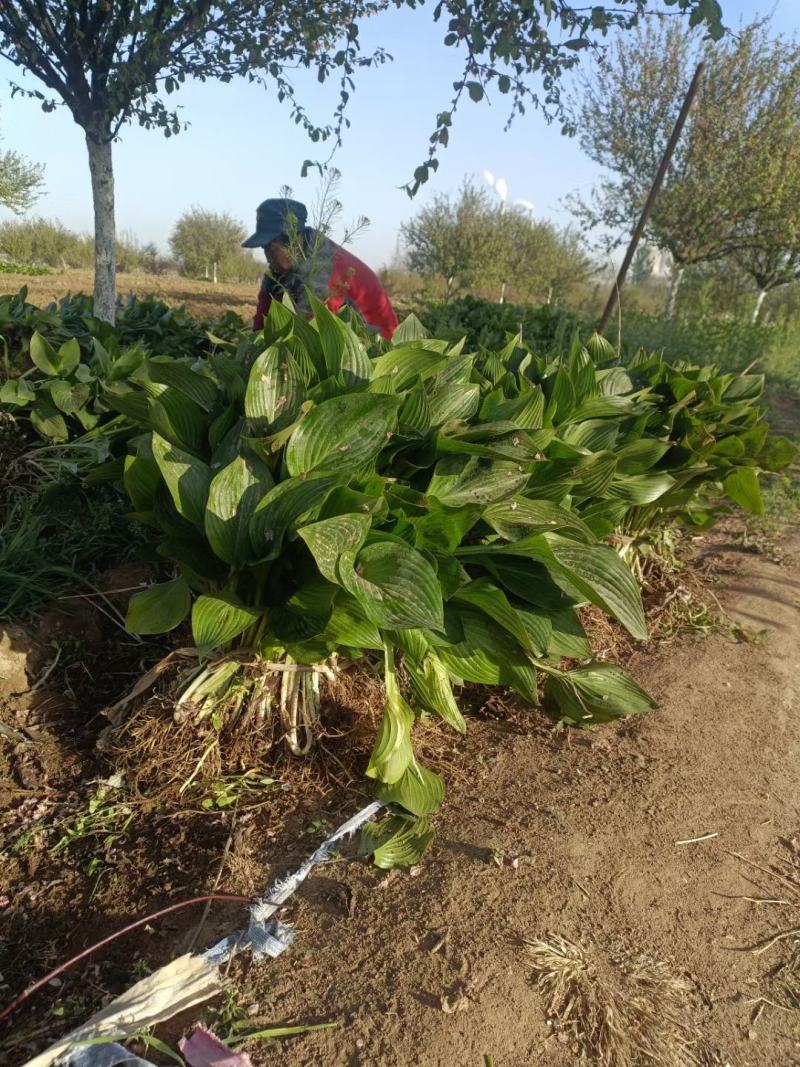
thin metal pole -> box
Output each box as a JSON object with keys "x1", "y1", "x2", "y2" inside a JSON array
[{"x1": 597, "y1": 61, "x2": 706, "y2": 336}]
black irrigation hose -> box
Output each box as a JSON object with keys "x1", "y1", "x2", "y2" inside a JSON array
[{"x1": 0, "y1": 893, "x2": 255, "y2": 1027}]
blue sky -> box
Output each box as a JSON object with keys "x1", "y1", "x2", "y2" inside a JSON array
[{"x1": 0, "y1": 0, "x2": 796, "y2": 269}]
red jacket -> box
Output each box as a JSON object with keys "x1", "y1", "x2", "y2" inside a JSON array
[{"x1": 254, "y1": 235, "x2": 398, "y2": 340}]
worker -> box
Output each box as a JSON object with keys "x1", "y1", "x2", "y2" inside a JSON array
[{"x1": 242, "y1": 197, "x2": 398, "y2": 340}]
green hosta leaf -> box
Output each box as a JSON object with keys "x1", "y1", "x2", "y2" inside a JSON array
[
  {"x1": 514, "y1": 604, "x2": 553, "y2": 657},
  {"x1": 299, "y1": 513, "x2": 371, "y2": 584},
  {"x1": 490, "y1": 388, "x2": 545, "y2": 430},
  {"x1": 542, "y1": 536, "x2": 647, "y2": 640},
  {"x1": 392, "y1": 313, "x2": 430, "y2": 343},
  {"x1": 723, "y1": 467, "x2": 764, "y2": 515},
  {"x1": 427, "y1": 382, "x2": 480, "y2": 426},
  {"x1": 399, "y1": 380, "x2": 432, "y2": 436},
  {"x1": 723, "y1": 374, "x2": 763, "y2": 401},
  {"x1": 360, "y1": 814, "x2": 434, "y2": 870},
  {"x1": 561, "y1": 418, "x2": 620, "y2": 453},
  {"x1": 436, "y1": 607, "x2": 539, "y2": 703},
  {"x1": 759, "y1": 436, "x2": 797, "y2": 472},
  {"x1": 0, "y1": 378, "x2": 36, "y2": 406},
  {"x1": 57, "y1": 337, "x2": 81, "y2": 376},
  {"x1": 366, "y1": 658, "x2": 414, "y2": 784},
  {"x1": 320, "y1": 593, "x2": 383, "y2": 649},
  {"x1": 29, "y1": 331, "x2": 60, "y2": 375},
  {"x1": 146, "y1": 359, "x2": 219, "y2": 411},
  {"x1": 192, "y1": 594, "x2": 261, "y2": 654},
  {"x1": 104, "y1": 384, "x2": 152, "y2": 425},
  {"x1": 285, "y1": 393, "x2": 399, "y2": 477},
  {"x1": 269, "y1": 579, "x2": 336, "y2": 642},
  {"x1": 244, "y1": 345, "x2": 304, "y2": 434},
  {"x1": 124, "y1": 438, "x2": 161, "y2": 511},
  {"x1": 616, "y1": 439, "x2": 671, "y2": 473},
  {"x1": 205, "y1": 454, "x2": 275, "y2": 564},
  {"x1": 152, "y1": 432, "x2": 212, "y2": 528},
  {"x1": 544, "y1": 664, "x2": 657, "y2": 725},
  {"x1": 376, "y1": 761, "x2": 445, "y2": 815},
  {"x1": 428, "y1": 456, "x2": 528, "y2": 507},
  {"x1": 548, "y1": 607, "x2": 591, "y2": 659},
  {"x1": 48, "y1": 380, "x2": 92, "y2": 414},
  {"x1": 409, "y1": 499, "x2": 481, "y2": 554},
  {"x1": 484, "y1": 498, "x2": 594, "y2": 543},
  {"x1": 405, "y1": 652, "x2": 466, "y2": 733},
  {"x1": 573, "y1": 452, "x2": 617, "y2": 497},
  {"x1": 250, "y1": 474, "x2": 340, "y2": 561},
  {"x1": 30, "y1": 398, "x2": 68, "y2": 442},
  {"x1": 371, "y1": 345, "x2": 447, "y2": 390},
  {"x1": 343, "y1": 540, "x2": 444, "y2": 632},
  {"x1": 126, "y1": 577, "x2": 192, "y2": 635},
  {"x1": 149, "y1": 388, "x2": 208, "y2": 456},
  {"x1": 578, "y1": 500, "x2": 629, "y2": 539},
  {"x1": 462, "y1": 535, "x2": 647, "y2": 640},
  {"x1": 453, "y1": 578, "x2": 537, "y2": 655},
  {"x1": 608, "y1": 473, "x2": 676, "y2": 505}
]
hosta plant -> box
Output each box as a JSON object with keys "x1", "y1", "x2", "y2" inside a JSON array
[
  {"x1": 0, "y1": 328, "x2": 146, "y2": 441},
  {"x1": 468, "y1": 328, "x2": 796, "y2": 577},
  {"x1": 111, "y1": 299, "x2": 663, "y2": 858}
]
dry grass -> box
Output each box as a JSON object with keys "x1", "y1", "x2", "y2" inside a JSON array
[
  {"x1": 0, "y1": 268, "x2": 257, "y2": 320},
  {"x1": 729, "y1": 837, "x2": 800, "y2": 1025},
  {"x1": 523, "y1": 933, "x2": 722, "y2": 1067},
  {"x1": 105, "y1": 657, "x2": 466, "y2": 810}
]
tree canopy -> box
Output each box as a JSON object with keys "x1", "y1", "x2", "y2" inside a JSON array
[
  {"x1": 568, "y1": 17, "x2": 800, "y2": 314},
  {"x1": 0, "y1": 107, "x2": 43, "y2": 214},
  {"x1": 401, "y1": 177, "x2": 590, "y2": 302},
  {"x1": 0, "y1": 0, "x2": 726, "y2": 319}
]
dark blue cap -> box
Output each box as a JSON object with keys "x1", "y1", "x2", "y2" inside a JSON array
[{"x1": 242, "y1": 198, "x2": 308, "y2": 248}]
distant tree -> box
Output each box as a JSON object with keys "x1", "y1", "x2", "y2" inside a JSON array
[
  {"x1": 169, "y1": 208, "x2": 247, "y2": 280},
  {"x1": 0, "y1": 1, "x2": 724, "y2": 322},
  {"x1": 401, "y1": 180, "x2": 504, "y2": 300},
  {"x1": 568, "y1": 19, "x2": 800, "y2": 316},
  {"x1": 498, "y1": 211, "x2": 591, "y2": 303},
  {"x1": 0, "y1": 107, "x2": 43, "y2": 213}
]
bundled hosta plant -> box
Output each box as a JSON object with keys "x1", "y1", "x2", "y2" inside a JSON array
[{"x1": 109, "y1": 298, "x2": 791, "y2": 865}]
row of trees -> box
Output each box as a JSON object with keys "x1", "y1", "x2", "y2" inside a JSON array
[
  {"x1": 400, "y1": 180, "x2": 590, "y2": 305},
  {"x1": 0, "y1": 211, "x2": 264, "y2": 283},
  {"x1": 0, "y1": 1, "x2": 725, "y2": 322},
  {"x1": 570, "y1": 19, "x2": 800, "y2": 321}
]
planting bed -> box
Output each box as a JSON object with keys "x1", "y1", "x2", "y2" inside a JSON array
[{"x1": 1, "y1": 286, "x2": 798, "y2": 1065}]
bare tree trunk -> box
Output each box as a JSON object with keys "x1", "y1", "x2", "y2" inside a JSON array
[
  {"x1": 86, "y1": 134, "x2": 116, "y2": 324},
  {"x1": 752, "y1": 288, "x2": 767, "y2": 324},
  {"x1": 665, "y1": 266, "x2": 684, "y2": 319}
]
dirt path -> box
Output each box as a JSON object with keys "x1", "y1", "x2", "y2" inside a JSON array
[{"x1": 231, "y1": 532, "x2": 800, "y2": 1067}]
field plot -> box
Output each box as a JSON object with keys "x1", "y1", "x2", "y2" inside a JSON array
[{"x1": 0, "y1": 268, "x2": 256, "y2": 320}]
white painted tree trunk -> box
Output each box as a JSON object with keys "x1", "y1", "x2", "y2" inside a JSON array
[
  {"x1": 86, "y1": 134, "x2": 116, "y2": 324},
  {"x1": 665, "y1": 265, "x2": 684, "y2": 318},
  {"x1": 752, "y1": 288, "x2": 767, "y2": 324}
]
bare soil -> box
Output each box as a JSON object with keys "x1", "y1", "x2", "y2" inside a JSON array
[{"x1": 1, "y1": 526, "x2": 799, "y2": 1067}]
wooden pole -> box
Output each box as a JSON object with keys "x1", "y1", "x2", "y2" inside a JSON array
[{"x1": 597, "y1": 61, "x2": 705, "y2": 336}]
